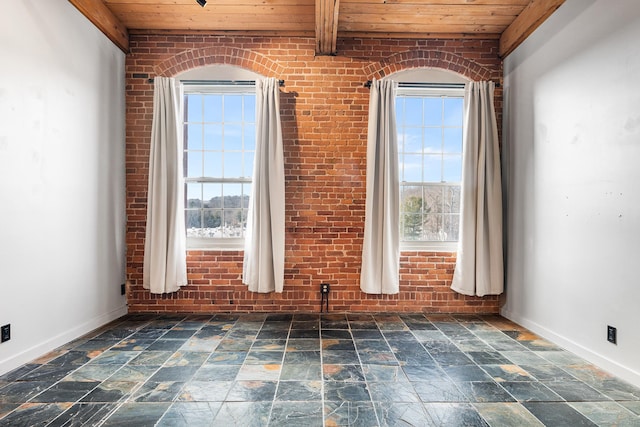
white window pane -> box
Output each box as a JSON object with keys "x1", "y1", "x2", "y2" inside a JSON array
[
  {"x1": 443, "y1": 128, "x2": 462, "y2": 153},
  {"x1": 203, "y1": 152, "x2": 223, "y2": 177},
  {"x1": 444, "y1": 98, "x2": 463, "y2": 126},
  {"x1": 203, "y1": 183, "x2": 221, "y2": 207},
  {"x1": 442, "y1": 186, "x2": 461, "y2": 214},
  {"x1": 186, "y1": 125, "x2": 202, "y2": 150},
  {"x1": 224, "y1": 125, "x2": 243, "y2": 150},
  {"x1": 223, "y1": 183, "x2": 242, "y2": 204},
  {"x1": 423, "y1": 185, "x2": 443, "y2": 213},
  {"x1": 423, "y1": 128, "x2": 441, "y2": 153},
  {"x1": 402, "y1": 154, "x2": 422, "y2": 182},
  {"x1": 203, "y1": 209, "x2": 222, "y2": 230},
  {"x1": 401, "y1": 127, "x2": 423, "y2": 153},
  {"x1": 186, "y1": 210, "x2": 202, "y2": 233},
  {"x1": 443, "y1": 214, "x2": 460, "y2": 241},
  {"x1": 244, "y1": 152, "x2": 254, "y2": 177},
  {"x1": 243, "y1": 184, "x2": 252, "y2": 208},
  {"x1": 423, "y1": 214, "x2": 444, "y2": 240},
  {"x1": 186, "y1": 95, "x2": 202, "y2": 122},
  {"x1": 402, "y1": 214, "x2": 423, "y2": 240},
  {"x1": 244, "y1": 96, "x2": 256, "y2": 122},
  {"x1": 244, "y1": 126, "x2": 256, "y2": 150},
  {"x1": 424, "y1": 154, "x2": 442, "y2": 182},
  {"x1": 224, "y1": 152, "x2": 243, "y2": 177},
  {"x1": 423, "y1": 98, "x2": 442, "y2": 126},
  {"x1": 204, "y1": 124, "x2": 222, "y2": 151},
  {"x1": 204, "y1": 94, "x2": 223, "y2": 122},
  {"x1": 186, "y1": 151, "x2": 203, "y2": 177},
  {"x1": 449, "y1": 186, "x2": 461, "y2": 212},
  {"x1": 186, "y1": 183, "x2": 202, "y2": 207},
  {"x1": 403, "y1": 98, "x2": 423, "y2": 126},
  {"x1": 442, "y1": 155, "x2": 462, "y2": 182},
  {"x1": 224, "y1": 95, "x2": 243, "y2": 122}
]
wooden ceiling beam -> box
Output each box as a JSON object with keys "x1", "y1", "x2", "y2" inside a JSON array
[
  {"x1": 316, "y1": 0, "x2": 340, "y2": 55},
  {"x1": 69, "y1": 0, "x2": 129, "y2": 53},
  {"x1": 499, "y1": 0, "x2": 565, "y2": 57}
]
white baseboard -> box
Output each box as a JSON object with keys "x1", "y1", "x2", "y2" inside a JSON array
[
  {"x1": 501, "y1": 308, "x2": 640, "y2": 389},
  {"x1": 0, "y1": 305, "x2": 128, "y2": 377}
]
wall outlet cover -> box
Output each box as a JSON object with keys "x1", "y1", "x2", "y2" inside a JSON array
[
  {"x1": 1, "y1": 324, "x2": 10, "y2": 343},
  {"x1": 607, "y1": 325, "x2": 617, "y2": 344}
]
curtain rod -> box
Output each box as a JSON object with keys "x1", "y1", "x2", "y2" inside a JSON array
[
  {"x1": 363, "y1": 80, "x2": 500, "y2": 89},
  {"x1": 142, "y1": 76, "x2": 284, "y2": 87}
]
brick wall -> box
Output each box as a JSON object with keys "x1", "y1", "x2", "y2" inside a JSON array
[{"x1": 125, "y1": 35, "x2": 503, "y2": 314}]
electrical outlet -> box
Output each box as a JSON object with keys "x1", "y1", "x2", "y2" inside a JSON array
[
  {"x1": 607, "y1": 325, "x2": 617, "y2": 344},
  {"x1": 1, "y1": 324, "x2": 10, "y2": 343},
  {"x1": 121, "y1": 283, "x2": 126, "y2": 295},
  {"x1": 320, "y1": 283, "x2": 330, "y2": 294}
]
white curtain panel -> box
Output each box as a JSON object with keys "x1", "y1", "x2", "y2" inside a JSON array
[
  {"x1": 451, "y1": 81, "x2": 504, "y2": 297},
  {"x1": 360, "y1": 79, "x2": 400, "y2": 295},
  {"x1": 243, "y1": 78, "x2": 285, "y2": 293},
  {"x1": 143, "y1": 77, "x2": 188, "y2": 294}
]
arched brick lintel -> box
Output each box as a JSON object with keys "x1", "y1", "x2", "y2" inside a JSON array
[
  {"x1": 365, "y1": 50, "x2": 494, "y2": 82},
  {"x1": 154, "y1": 47, "x2": 285, "y2": 78}
]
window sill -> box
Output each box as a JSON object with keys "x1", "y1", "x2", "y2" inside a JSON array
[
  {"x1": 186, "y1": 237, "x2": 245, "y2": 251},
  {"x1": 400, "y1": 241, "x2": 458, "y2": 252}
]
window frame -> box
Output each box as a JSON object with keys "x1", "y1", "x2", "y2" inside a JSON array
[
  {"x1": 396, "y1": 84, "x2": 465, "y2": 252},
  {"x1": 183, "y1": 83, "x2": 256, "y2": 251}
]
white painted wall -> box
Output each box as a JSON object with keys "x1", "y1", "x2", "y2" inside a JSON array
[
  {"x1": 503, "y1": 0, "x2": 640, "y2": 386},
  {"x1": 0, "y1": 0, "x2": 127, "y2": 375}
]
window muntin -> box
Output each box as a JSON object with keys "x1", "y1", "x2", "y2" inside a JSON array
[
  {"x1": 396, "y1": 87, "x2": 464, "y2": 248},
  {"x1": 183, "y1": 85, "x2": 255, "y2": 249}
]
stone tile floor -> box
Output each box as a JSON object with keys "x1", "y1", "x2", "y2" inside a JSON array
[{"x1": 1, "y1": 313, "x2": 639, "y2": 426}]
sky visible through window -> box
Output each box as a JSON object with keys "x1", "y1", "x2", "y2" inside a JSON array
[{"x1": 397, "y1": 92, "x2": 463, "y2": 242}]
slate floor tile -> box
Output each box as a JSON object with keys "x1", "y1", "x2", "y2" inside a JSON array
[
  {"x1": 0, "y1": 403, "x2": 71, "y2": 427},
  {"x1": 323, "y1": 364, "x2": 365, "y2": 382},
  {"x1": 269, "y1": 401, "x2": 323, "y2": 426},
  {"x1": 412, "y1": 380, "x2": 468, "y2": 403},
  {"x1": 1, "y1": 313, "x2": 639, "y2": 427},
  {"x1": 226, "y1": 380, "x2": 278, "y2": 402},
  {"x1": 47, "y1": 402, "x2": 116, "y2": 427},
  {"x1": 368, "y1": 381, "x2": 420, "y2": 403},
  {"x1": 542, "y1": 380, "x2": 607, "y2": 402},
  {"x1": 324, "y1": 401, "x2": 378, "y2": 427},
  {"x1": 30, "y1": 381, "x2": 99, "y2": 403},
  {"x1": 569, "y1": 401, "x2": 640, "y2": 426},
  {"x1": 455, "y1": 381, "x2": 516, "y2": 403},
  {"x1": 423, "y1": 402, "x2": 490, "y2": 426},
  {"x1": 80, "y1": 380, "x2": 139, "y2": 403},
  {"x1": 500, "y1": 381, "x2": 563, "y2": 402},
  {"x1": 213, "y1": 401, "x2": 271, "y2": 427},
  {"x1": 178, "y1": 380, "x2": 233, "y2": 402},
  {"x1": 156, "y1": 401, "x2": 222, "y2": 427},
  {"x1": 324, "y1": 381, "x2": 371, "y2": 402},
  {"x1": 279, "y1": 364, "x2": 322, "y2": 381},
  {"x1": 375, "y1": 401, "x2": 430, "y2": 426},
  {"x1": 275, "y1": 380, "x2": 322, "y2": 401},
  {"x1": 523, "y1": 402, "x2": 597, "y2": 426},
  {"x1": 100, "y1": 402, "x2": 171, "y2": 427},
  {"x1": 475, "y1": 402, "x2": 544, "y2": 426}
]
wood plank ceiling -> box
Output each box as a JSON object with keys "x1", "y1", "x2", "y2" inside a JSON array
[{"x1": 69, "y1": 0, "x2": 565, "y2": 57}]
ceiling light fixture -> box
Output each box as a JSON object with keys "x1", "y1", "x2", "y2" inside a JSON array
[{"x1": 196, "y1": 0, "x2": 206, "y2": 7}]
